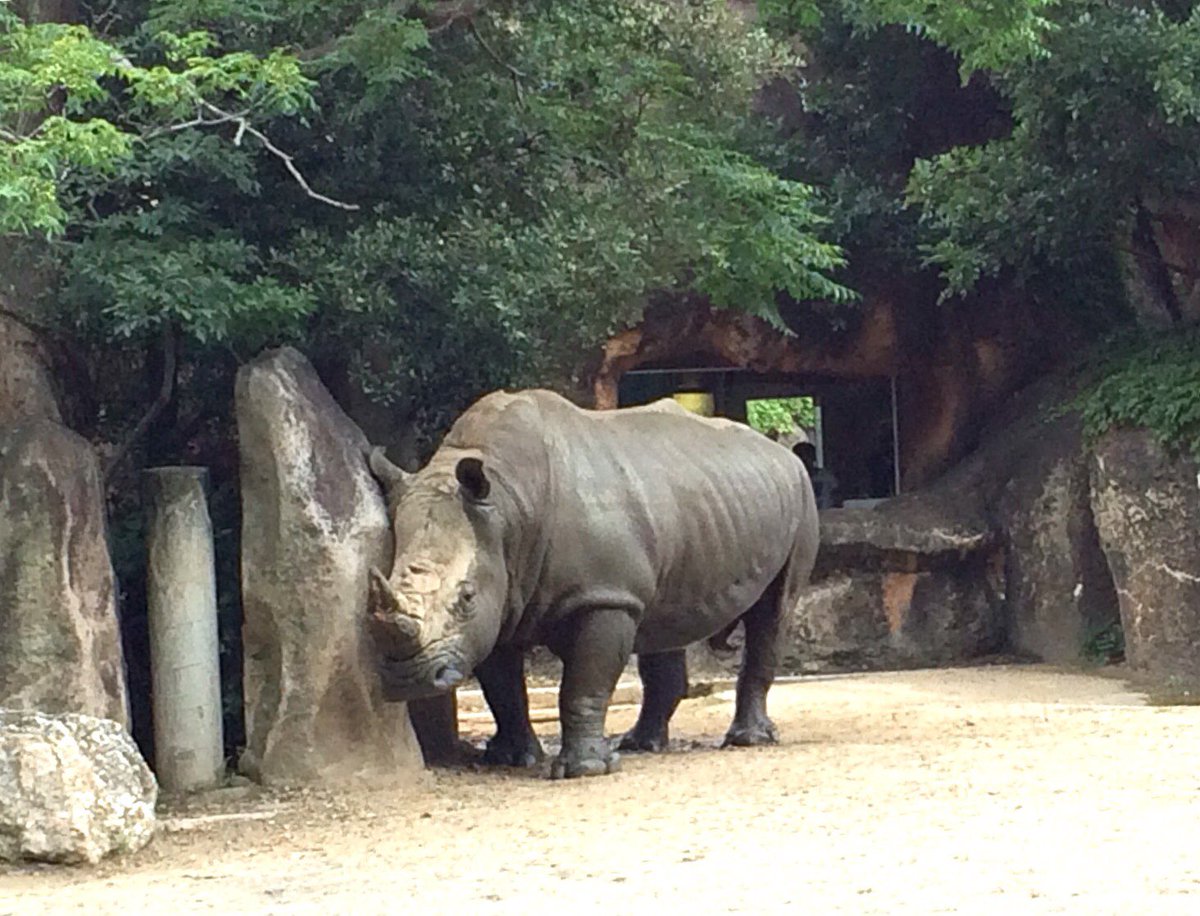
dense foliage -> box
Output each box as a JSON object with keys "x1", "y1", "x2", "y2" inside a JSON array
[
  {"x1": 6, "y1": 0, "x2": 1200, "y2": 441},
  {"x1": 763, "y1": 0, "x2": 1200, "y2": 447},
  {"x1": 746, "y1": 396, "x2": 816, "y2": 436},
  {"x1": 4, "y1": 0, "x2": 857, "y2": 432},
  {"x1": 1076, "y1": 330, "x2": 1200, "y2": 460},
  {"x1": 905, "y1": 2, "x2": 1200, "y2": 299},
  {"x1": 766, "y1": 0, "x2": 1200, "y2": 314}
]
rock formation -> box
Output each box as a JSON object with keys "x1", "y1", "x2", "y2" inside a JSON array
[
  {"x1": 996, "y1": 416, "x2": 1120, "y2": 663},
  {"x1": 236, "y1": 347, "x2": 423, "y2": 783},
  {"x1": 0, "y1": 313, "x2": 61, "y2": 426},
  {"x1": 0, "y1": 710, "x2": 156, "y2": 864},
  {"x1": 1091, "y1": 430, "x2": 1200, "y2": 685},
  {"x1": 792, "y1": 503, "x2": 1004, "y2": 670},
  {"x1": 0, "y1": 421, "x2": 129, "y2": 726},
  {"x1": 780, "y1": 377, "x2": 1122, "y2": 673}
]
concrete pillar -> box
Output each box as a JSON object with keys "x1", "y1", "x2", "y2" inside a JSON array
[{"x1": 144, "y1": 467, "x2": 224, "y2": 792}]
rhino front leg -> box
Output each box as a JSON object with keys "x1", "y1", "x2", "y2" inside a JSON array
[
  {"x1": 620, "y1": 650, "x2": 688, "y2": 753},
  {"x1": 476, "y1": 645, "x2": 545, "y2": 768},
  {"x1": 551, "y1": 608, "x2": 636, "y2": 779},
  {"x1": 725, "y1": 582, "x2": 783, "y2": 747}
]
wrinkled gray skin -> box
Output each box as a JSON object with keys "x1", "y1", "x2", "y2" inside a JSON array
[{"x1": 366, "y1": 390, "x2": 818, "y2": 779}]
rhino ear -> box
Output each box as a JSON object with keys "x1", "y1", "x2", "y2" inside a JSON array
[
  {"x1": 455, "y1": 457, "x2": 491, "y2": 502},
  {"x1": 368, "y1": 446, "x2": 411, "y2": 496}
]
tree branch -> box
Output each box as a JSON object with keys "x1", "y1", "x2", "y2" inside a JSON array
[
  {"x1": 137, "y1": 102, "x2": 360, "y2": 211},
  {"x1": 198, "y1": 102, "x2": 360, "y2": 211},
  {"x1": 468, "y1": 19, "x2": 525, "y2": 107},
  {"x1": 104, "y1": 322, "x2": 177, "y2": 483},
  {"x1": 424, "y1": 0, "x2": 486, "y2": 33},
  {"x1": 140, "y1": 107, "x2": 248, "y2": 140}
]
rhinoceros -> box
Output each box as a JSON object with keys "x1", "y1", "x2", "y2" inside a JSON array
[{"x1": 365, "y1": 389, "x2": 818, "y2": 778}]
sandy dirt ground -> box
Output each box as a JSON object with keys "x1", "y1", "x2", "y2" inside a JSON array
[{"x1": 3, "y1": 664, "x2": 1199, "y2": 915}]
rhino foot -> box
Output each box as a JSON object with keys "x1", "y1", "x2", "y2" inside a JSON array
[
  {"x1": 618, "y1": 729, "x2": 668, "y2": 753},
  {"x1": 550, "y1": 750, "x2": 622, "y2": 779},
  {"x1": 723, "y1": 719, "x2": 778, "y2": 748},
  {"x1": 483, "y1": 734, "x2": 546, "y2": 768}
]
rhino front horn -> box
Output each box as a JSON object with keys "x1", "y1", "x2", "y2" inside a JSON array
[{"x1": 367, "y1": 567, "x2": 423, "y2": 656}]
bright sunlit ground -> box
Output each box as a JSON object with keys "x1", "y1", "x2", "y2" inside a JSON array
[{"x1": 3, "y1": 664, "x2": 1198, "y2": 915}]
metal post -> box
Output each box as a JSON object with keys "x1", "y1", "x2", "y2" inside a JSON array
[
  {"x1": 890, "y1": 374, "x2": 902, "y2": 496},
  {"x1": 144, "y1": 466, "x2": 225, "y2": 793}
]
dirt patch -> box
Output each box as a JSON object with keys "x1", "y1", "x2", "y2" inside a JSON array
[{"x1": 3, "y1": 665, "x2": 1200, "y2": 914}]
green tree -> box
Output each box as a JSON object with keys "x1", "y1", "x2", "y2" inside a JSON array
[
  {"x1": 761, "y1": 0, "x2": 1200, "y2": 449},
  {"x1": 1, "y1": 3, "x2": 315, "y2": 235},
  {"x1": 746, "y1": 396, "x2": 817, "y2": 436},
  {"x1": 4, "y1": 0, "x2": 855, "y2": 442}
]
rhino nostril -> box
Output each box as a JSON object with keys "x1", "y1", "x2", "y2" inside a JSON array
[{"x1": 433, "y1": 666, "x2": 464, "y2": 689}]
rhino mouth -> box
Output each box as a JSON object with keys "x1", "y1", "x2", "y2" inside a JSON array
[{"x1": 375, "y1": 639, "x2": 468, "y2": 702}]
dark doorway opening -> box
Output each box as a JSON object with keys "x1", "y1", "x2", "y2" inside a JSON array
[{"x1": 618, "y1": 367, "x2": 900, "y2": 507}]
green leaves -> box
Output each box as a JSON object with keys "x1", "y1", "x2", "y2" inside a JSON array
[
  {"x1": 675, "y1": 142, "x2": 854, "y2": 325},
  {"x1": 318, "y1": 8, "x2": 429, "y2": 111},
  {"x1": 6, "y1": 0, "x2": 858, "y2": 435},
  {"x1": 1, "y1": 7, "x2": 317, "y2": 235},
  {"x1": 835, "y1": 0, "x2": 1060, "y2": 76},
  {"x1": 0, "y1": 117, "x2": 132, "y2": 233},
  {"x1": 799, "y1": 1, "x2": 1200, "y2": 306},
  {"x1": 279, "y1": 0, "x2": 851, "y2": 414},
  {"x1": 1076, "y1": 330, "x2": 1200, "y2": 461},
  {"x1": 69, "y1": 221, "x2": 315, "y2": 344},
  {"x1": 747, "y1": 397, "x2": 817, "y2": 435}
]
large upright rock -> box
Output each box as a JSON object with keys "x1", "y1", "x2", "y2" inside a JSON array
[
  {"x1": 1091, "y1": 429, "x2": 1200, "y2": 685},
  {"x1": 0, "y1": 313, "x2": 61, "y2": 425},
  {"x1": 236, "y1": 347, "x2": 423, "y2": 783},
  {"x1": 0, "y1": 421, "x2": 129, "y2": 726},
  {"x1": 0, "y1": 709, "x2": 156, "y2": 865},
  {"x1": 996, "y1": 416, "x2": 1120, "y2": 663}
]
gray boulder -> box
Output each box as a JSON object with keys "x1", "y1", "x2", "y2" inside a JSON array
[
  {"x1": 1091, "y1": 429, "x2": 1200, "y2": 685},
  {"x1": 790, "y1": 504, "x2": 1004, "y2": 670},
  {"x1": 0, "y1": 421, "x2": 129, "y2": 726},
  {"x1": 996, "y1": 415, "x2": 1120, "y2": 663},
  {"x1": 794, "y1": 380, "x2": 1123, "y2": 673},
  {"x1": 0, "y1": 710, "x2": 156, "y2": 864},
  {"x1": 0, "y1": 312, "x2": 61, "y2": 425},
  {"x1": 236, "y1": 347, "x2": 423, "y2": 784}
]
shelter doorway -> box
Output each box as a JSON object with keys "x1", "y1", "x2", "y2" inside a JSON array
[{"x1": 618, "y1": 367, "x2": 900, "y2": 507}]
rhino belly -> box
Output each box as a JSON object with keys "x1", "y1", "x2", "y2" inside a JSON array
[{"x1": 631, "y1": 568, "x2": 783, "y2": 654}]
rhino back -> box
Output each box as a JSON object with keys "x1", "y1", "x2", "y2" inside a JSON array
[{"x1": 446, "y1": 391, "x2": 814, "y2": 648}]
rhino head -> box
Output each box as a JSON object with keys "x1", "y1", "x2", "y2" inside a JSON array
[{"x1": 365, "y1": 446, "x2": 507, "y2": 701}]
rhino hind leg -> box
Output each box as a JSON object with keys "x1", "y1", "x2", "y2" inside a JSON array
[
  {"x1": 550, "y1": 608, "x2": 636, "y2": 779},
  {"x1": 475, "y1": 646, "x2": 545, "y2": 768},
  {"x1": 723, "y1": 577, "x2": 784, "y2": 748},
  {"x1": 619, "y1": 650, "x2": 688, "y2": 753}
]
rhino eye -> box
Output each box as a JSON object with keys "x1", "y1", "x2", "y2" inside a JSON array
[{"x1": 461, "y1": 583, "x2": 476, "y2": 601}]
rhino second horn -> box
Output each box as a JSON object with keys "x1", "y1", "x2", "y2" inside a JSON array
[{"x1": 367, "y1": 446, "x2": 412, "y2": 495}]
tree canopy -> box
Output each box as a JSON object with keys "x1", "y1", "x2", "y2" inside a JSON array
[
  {"x1": 3, "y1": 0, "x2": 858, "y2": 430},
  {"x1": 6, "y1": 0, "x2": 1200, "y2": 448}
]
